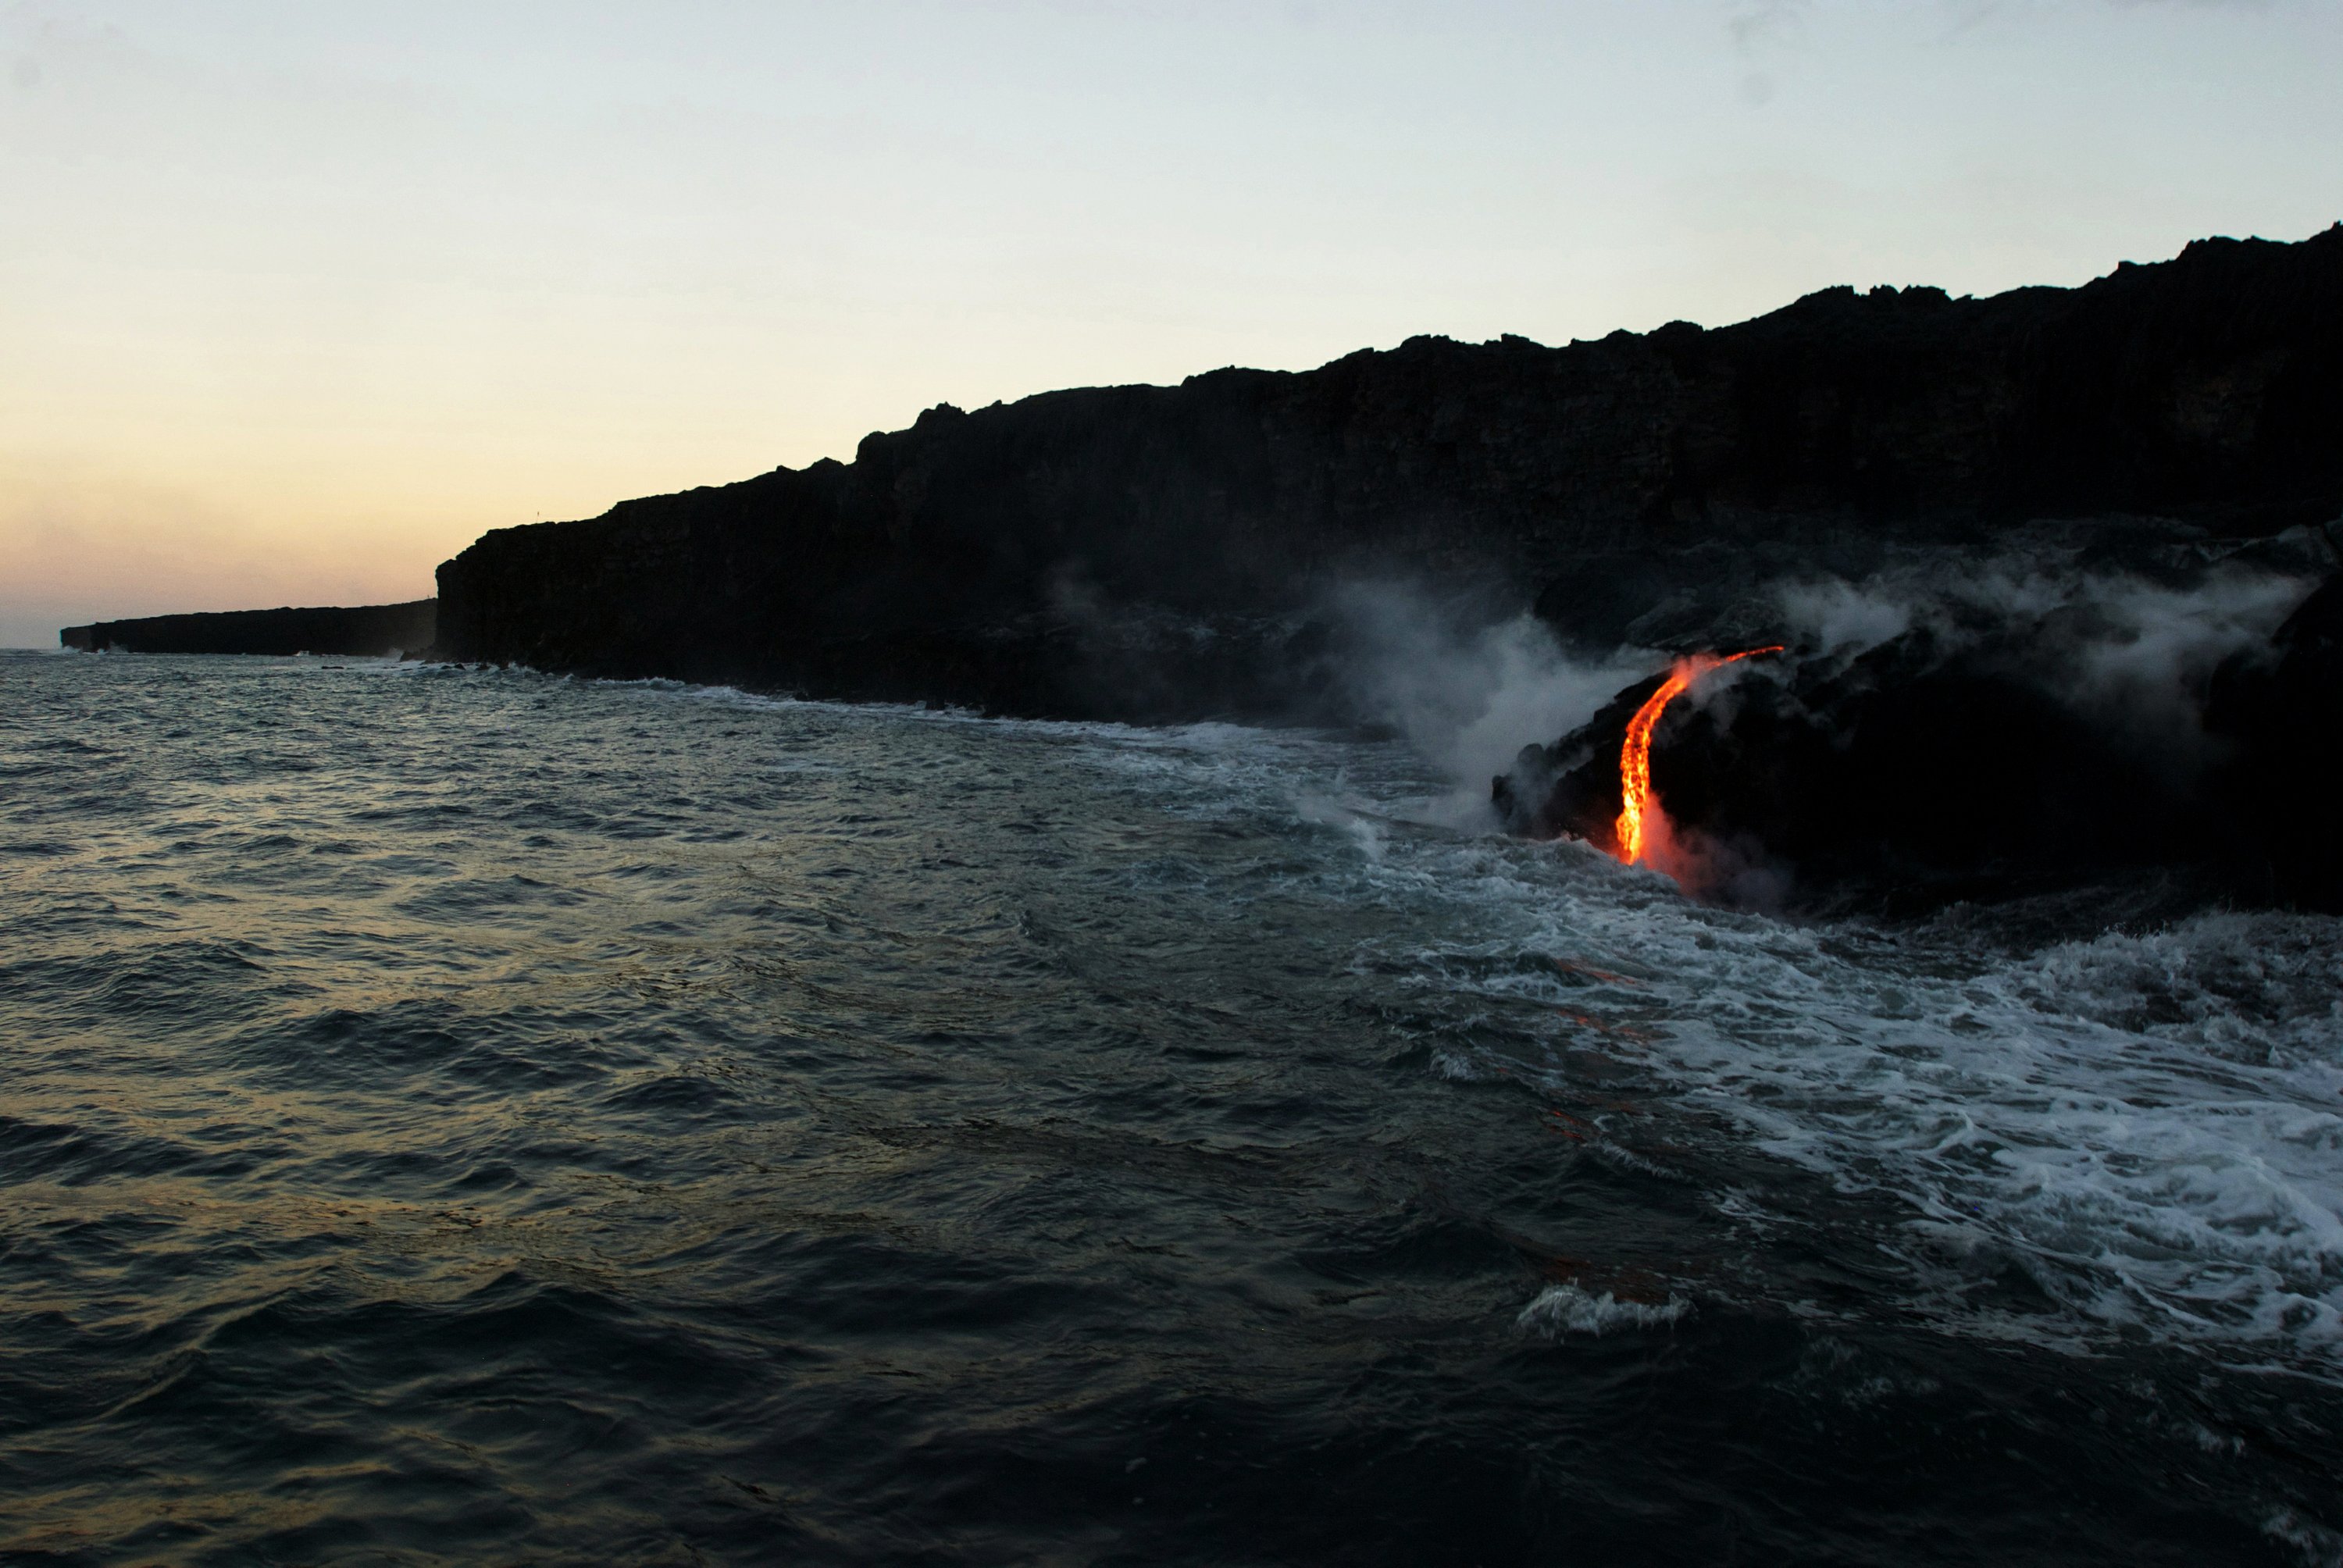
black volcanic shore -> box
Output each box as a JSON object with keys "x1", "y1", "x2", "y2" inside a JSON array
[
  {"x1": 66, "y1": 226, "x2": 2343, "y2": 911},
  {"x1": 430, "y1": 226, "x2": 2342, "y2": 715},
  {"x1": 62, "y1": 600, "x2": 436, "y2": 658}
]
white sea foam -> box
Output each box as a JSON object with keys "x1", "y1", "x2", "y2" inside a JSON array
[
  {"x1": 1390, "y1": 849, "x2": 2343, "y2": 1368},
  {"x1": 1517, "y1": 1281, "x2": 1692, "y2": 1337},
  {"x1": 1089, "y1": 716, "x2": 2343, "y2": 1370},
  {"x1": 2265, "y1": 1507, "x2": 2343, "y2": 1568},
  {"x1": 559, "y1": 668, "x2": 2343, "y2": 1374}
]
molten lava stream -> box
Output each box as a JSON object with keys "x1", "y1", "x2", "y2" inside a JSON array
[{"x1": 1614, "y1": 646, "x2": 1781, "y2": 866}]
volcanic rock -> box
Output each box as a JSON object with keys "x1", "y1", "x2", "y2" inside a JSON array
[
  {"x1": 433, "y1": 227, "x2": 2343, "y2": 717},
  {"x1": 1498, "y1": 637, "x2": 2209, "y2": 905},
  {"x1": 1500, "y1": 554, "x2": 2343, "y2": 914},
  {"x1": 61, "y1": 600, "x2": 437, "y2": 658},
  {"x1": 2205, "y1": 569, "x2": 2343, "y2": 911}
]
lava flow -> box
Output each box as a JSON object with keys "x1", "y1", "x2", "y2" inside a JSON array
[{"x1": 1614, "y1": 646, "x2": 1782, "y2": 865}]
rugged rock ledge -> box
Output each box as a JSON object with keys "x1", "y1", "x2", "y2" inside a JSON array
[
  {"x1": 1492, "y1": 551, "x2": 2343, "y2": 914},
  {"x1": 433, "y1": 225, "x2": 2343, "y2": 718},
  {"x1": 61, "y1": 600, "x2": 436, "y2": 657}
]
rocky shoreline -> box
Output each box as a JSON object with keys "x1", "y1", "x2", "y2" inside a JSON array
[{"x1": 65, "y1": 225, "x2": 2343, "y2": 911}]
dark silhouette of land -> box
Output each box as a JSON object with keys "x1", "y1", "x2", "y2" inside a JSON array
[
  {"x1": 63, "y1": 225, "x2": 2343, "y2": 909},
  {"x1": 61, "y1": 600, "x2": 436, "y2": 657},
  {"x1": 426, "y1": 226, "x2": 2343, "y2": 712}
]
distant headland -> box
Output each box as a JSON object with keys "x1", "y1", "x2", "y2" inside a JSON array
[{"x1": 61, "y1": 600, "x2": 437, "y2": 659}]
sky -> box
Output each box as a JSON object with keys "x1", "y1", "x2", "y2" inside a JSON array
[{"x1": 3, "y1": 1, "x2": 2338, "y2": 647}]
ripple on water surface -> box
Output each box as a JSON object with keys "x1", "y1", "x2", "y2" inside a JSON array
[{"x1": 2, "y1": 650, "x2": 2341, "y2": 1566}]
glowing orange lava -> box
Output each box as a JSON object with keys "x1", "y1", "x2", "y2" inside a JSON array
[{"x1": 1614, "y1": 646, "x2": 1782, "y2": 865}]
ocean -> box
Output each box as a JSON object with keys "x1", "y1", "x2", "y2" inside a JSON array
[{"x1": 5, "y1": 648, "x2": 2341, "y2": 1565}]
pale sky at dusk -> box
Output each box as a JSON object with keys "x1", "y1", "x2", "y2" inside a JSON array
[{"x1": 4, "y1": 0, "x2": 2338, "y2": 646}]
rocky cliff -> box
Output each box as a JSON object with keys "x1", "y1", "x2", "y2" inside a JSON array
[
  {"x1": 62, "y1": 600, "x2": 437, "y2": 657},
  {"x1": 434, "y1": 226, "x2": 2343, "y2": 717},
  {"x1": 431, "y1": 223, "x2": 2343, "y2": 911},
  {"x1": 1491, "y1": 548, "x2": 2343, "y2": 916}
]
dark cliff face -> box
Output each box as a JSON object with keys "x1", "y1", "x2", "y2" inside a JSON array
[
  {"x1": 1489, "y1": 552, "x2": 2343, "y2": 917},
  {"x1": 434, "y1": 226, "x2": 2343, "y2": 718},
  {"x1": 62, "y1": 600, "x2": 437, "y2": 658}
]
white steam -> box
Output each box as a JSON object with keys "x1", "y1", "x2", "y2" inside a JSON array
[
  {"x1": 1774, "y1": 578, "x2": 1913, "y2": 653},
  {"x1": 1774, "y1": 561, "x2": 2318, "y2": 773},
  {"x1": 2067, "y1": 571, "x2": 2312, "y2": 755},
  {"x1": 1328, "y1": 582, "x2": 1650, "y2": 796},
  {"x1": 1323, "y1": 554, "x2": 2318, "y2": 842}
]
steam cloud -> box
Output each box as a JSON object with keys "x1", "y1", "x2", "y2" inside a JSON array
[
  {"x1": 1325, "y1": 581, "x2": 1651, "y2": 815},
  {"x1": 1769, "y1": 561, "x2": 2318, "y2": 778},
  {"x1": 1318, "y1": 531, "x2": 2324, "y2": 914}
]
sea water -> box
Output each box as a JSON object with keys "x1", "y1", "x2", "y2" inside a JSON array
[{"x1": 4, "y1": 650, "x2": 2340, "y2": 1565}]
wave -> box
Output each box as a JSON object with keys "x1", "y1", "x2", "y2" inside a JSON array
[{"x1": 1516, "y1": 1282, "x2": 1693, "y2": 1338}]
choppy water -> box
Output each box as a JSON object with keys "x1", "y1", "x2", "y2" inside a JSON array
[{"x1": 5, "y1": 649, "x2": 2342, "y2": 1566}]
